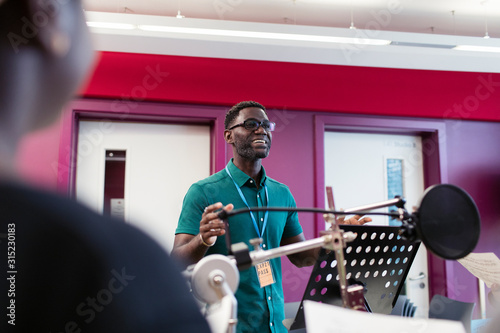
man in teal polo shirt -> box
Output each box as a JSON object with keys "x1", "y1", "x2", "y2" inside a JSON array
[{"x1": 172, "y1": 101, "x2": 370, "y2": 332}]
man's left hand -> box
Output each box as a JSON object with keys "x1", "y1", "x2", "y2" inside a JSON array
[{"x1": 337, "y1": 214, "x2": 372, "y2": 225}]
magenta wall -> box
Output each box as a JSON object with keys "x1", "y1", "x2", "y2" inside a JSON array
[
  {"x1": 15, "y1": 51, "x2": 500, "y2": 317},
  {"x1": 263, "y1": 112, "x2": 318, "y2": 299},
  {"x1": 444, "y1": 120, "x2": 500, "y2": 317},
  {"x1": 15, "y1": 117, "x2": 63, "y2": 190}
]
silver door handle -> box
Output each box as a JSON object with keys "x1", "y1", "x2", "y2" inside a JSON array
[{"x1": 409, "y1": 272, "x2": 426, "y2": 281}]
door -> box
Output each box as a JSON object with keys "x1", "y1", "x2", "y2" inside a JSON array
[
  {"x1": 75, "y1": 120, "x2": 211, "y2": 253},
  {"x1": 324, "y1": 131, "x2": 429, "y2": 318}
]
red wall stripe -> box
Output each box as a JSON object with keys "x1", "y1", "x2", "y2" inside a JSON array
[{"x1": 83, "y1": 51, "x2": 500, "y2": 122}]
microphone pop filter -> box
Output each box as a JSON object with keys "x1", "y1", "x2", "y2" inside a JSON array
[{"x1": 415, "y1": 184, "x2": 480, "y2": 260}]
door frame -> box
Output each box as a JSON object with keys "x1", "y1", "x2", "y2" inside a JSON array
[
  {"x1": 313, "y1": 113, "x2": 451, "y2": 301},
  {"x1": 56, "y1": 98, "x2": 227, "y2": 197}
]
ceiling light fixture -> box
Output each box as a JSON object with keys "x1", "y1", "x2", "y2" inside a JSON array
[
  {"x1": 176, "y1": 0, "x2": 185, "y2": 19},
  {"x1": 450, "y1": 10, "x2": 456, "y2": 35},
  {"x1": 349, "y1": 0, "x2": 356, "y2": 29},
  {"x1": 84, "y1": 12, "x2": 500, "y2": 56},
  {"x1": 136, "y1": 25, "x2": 391, "y2": 45},
  {"x1": 481, "y1": 0, "x2": 490, "y2": 39},
  {"x1": 176, "y1": 10, "x2": 185, "y2": 19},
  {"x1": 291, "y1": 0, "x2": 297, "y2": 25}
]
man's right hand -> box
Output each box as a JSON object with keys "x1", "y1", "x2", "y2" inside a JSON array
[{"x1": 199, "y1": 202, "x2": 234, "y2": 246}]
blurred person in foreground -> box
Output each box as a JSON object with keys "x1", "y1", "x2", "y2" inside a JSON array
[{"x1": 0, "y1": 0, "x2": 210, "y2": 332}]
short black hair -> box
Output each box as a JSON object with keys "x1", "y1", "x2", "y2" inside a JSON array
[{"x1": 224, "y1": 101, "x2": 267, "y2": 129}]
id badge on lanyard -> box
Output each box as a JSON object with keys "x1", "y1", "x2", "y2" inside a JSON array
[
  {"x1": 256, "y1": 260, "x2": 275, "y2": 288},
  {"x1": 225, "y1": 166, "x2": 276, "y2": 288}
]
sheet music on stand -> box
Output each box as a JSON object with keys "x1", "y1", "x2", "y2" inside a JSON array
[
  {"x1": 290, "y1": 224, "x2": 420, "y2": 331},
  {"x1": 303, "y1": 301, "x2": 466, "y2": 333}
]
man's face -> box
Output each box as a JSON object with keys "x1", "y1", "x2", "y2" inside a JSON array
[{"x1": 227, "y1": 107, "x2": 273, "y2": 161}]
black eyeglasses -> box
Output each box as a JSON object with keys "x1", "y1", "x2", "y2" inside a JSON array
[{"x1": 228, "y1": 119, "x2": 276, "y2": 132}]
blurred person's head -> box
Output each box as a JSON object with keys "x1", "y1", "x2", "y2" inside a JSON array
[{"x1": 0, "y1": 0, "x2": 94, "y2": 162}]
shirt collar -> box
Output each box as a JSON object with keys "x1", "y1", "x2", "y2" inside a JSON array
[{"x1": 227, "y1": 159, "x2": 267, "y2": 188}]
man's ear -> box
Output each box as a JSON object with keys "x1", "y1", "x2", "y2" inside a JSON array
[
  {"x1": 26, "y1": 0, "x2": 71, "y2": 57},
  {"x1": 224, "y1": 130, "x2": 233, "y2": 144}
]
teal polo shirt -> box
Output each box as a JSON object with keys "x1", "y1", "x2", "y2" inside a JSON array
[{"x1": 176, "y1": 159, "x2": 303, "y2": 333}]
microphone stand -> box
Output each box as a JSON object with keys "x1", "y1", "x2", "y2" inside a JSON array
[
  {"x1": 186, "y1": 197, "x2": 409, "y2": 333},
  {"x1": 185, "y1": 184, "x2": 481, "y2": 332},
  {"x1": 224, "y1": 197, "x2": 407, "y2": 311}
]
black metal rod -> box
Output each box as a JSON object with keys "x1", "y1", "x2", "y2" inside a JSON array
[{"x1": 218, "y1": 206, "x2": 401, "y2": 220}]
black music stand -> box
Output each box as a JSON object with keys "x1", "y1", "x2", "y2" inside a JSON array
[{"x1": 290, "y1": 224, "x2": 420, "y2": 331}]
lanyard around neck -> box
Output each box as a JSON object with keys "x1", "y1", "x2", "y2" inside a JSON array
[{"x1": 225, "y1": 165, "x2": 269, "y2": 241}]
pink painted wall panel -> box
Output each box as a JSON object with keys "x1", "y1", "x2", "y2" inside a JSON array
[
  {"x1": 445, "y1": 120, "x2": 500, "y2": 318},
  {"x1": 15, "y1": 117, "x2": 62, "y2": 190}
]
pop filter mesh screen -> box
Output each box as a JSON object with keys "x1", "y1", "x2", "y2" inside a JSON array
[{"x1": 417, "y1": 184, "x2": 480, "y2": 260}]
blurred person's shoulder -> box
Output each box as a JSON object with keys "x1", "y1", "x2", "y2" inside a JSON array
[{"x1": 0, "y1": 180, "x2": 210, "y2": 332}]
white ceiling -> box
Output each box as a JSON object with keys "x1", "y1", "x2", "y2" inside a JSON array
[{"x1": 83, "y1": 0, "x2": 500, "y2": 38}]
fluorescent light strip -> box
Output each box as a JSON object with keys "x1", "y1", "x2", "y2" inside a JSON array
[
  {"x1": 87, "y1": 22, "x2": 136, "y2": 30},
  {"x1": 454, "y1": 45, "x2": 500, "y2": 53},
  {"x1": 85, "y1": 19, "x2": 500, "y2": 54},
  {"x1": 137, "y1": 25, "x2": 392, "y2": 46}
]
